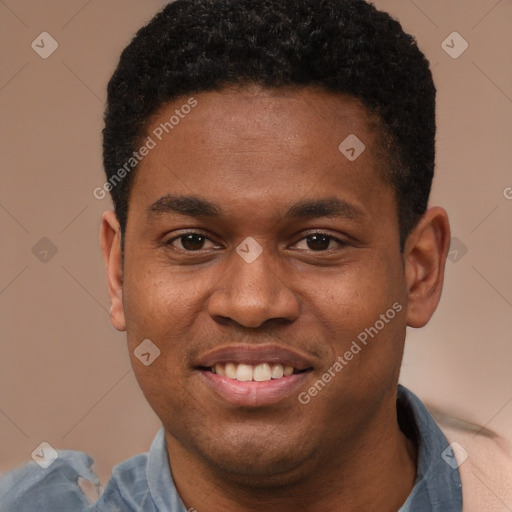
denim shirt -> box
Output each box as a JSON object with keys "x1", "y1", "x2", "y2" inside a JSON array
[{"x1": 0, "y1": 385, "x2": 462, "y2": 511}]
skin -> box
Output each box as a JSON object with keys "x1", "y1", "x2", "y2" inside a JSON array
[{"x1": 100, "y1": 86, "x2": 450, "y2": 511}]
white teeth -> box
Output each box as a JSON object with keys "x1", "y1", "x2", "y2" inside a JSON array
[
  {"x1": 225, "y1": 362, "x2": 237, "y2": 379},
  {"x1": 211, "y1": 362, "x2": 298, "y2": 381},
  {"x1": 236, "y1": 363, "x2": 254, "y2": 381},
  {"x1": 271, "y1": 363, "x2": 284, "y2": 379},
  {"x1": 253, "y1": 363, "x2": 272, "y2": 382}
]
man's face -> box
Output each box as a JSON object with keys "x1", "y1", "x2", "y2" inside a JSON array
[{"x1": 119, "y1": 87, "x2": 409, "y2": 480}]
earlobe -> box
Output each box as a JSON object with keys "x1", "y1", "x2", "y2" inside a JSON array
[
  {"x1": 100, "y1": 210, "x2": 127, "y2": 332},
  {"x1": 404, "y1": 207, "x2": 451, "y2": 328}
]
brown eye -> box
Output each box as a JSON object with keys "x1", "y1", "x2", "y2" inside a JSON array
[
  {"x1": 292, "y1": 233, "x2": 348, "y2": 252},
  {"x1": 306, "y1": 234, "x2": 331, "y2": 251},
  {"x1": 180, "y1": 234, "x2": 206, "y2": 251},
  {"x1": 167, "y1": 233, "x2": 218, "y2": 251}
]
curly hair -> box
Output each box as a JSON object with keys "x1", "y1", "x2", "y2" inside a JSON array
[{"x1": 102, "y1": 0, "x2": 436, "y2": 251}]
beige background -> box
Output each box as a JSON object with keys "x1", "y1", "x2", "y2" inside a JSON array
[{"x1": 1, "y1": 0, "x2": 511, "y2": 492}]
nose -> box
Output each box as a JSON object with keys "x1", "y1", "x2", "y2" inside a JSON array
[{"x1": 207, "y1": 245, "x2": 300, "y2": 329}]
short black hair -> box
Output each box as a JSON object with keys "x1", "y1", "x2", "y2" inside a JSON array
[{"x1": 102, "y1": 0, "x2": 436, "y2": 251}]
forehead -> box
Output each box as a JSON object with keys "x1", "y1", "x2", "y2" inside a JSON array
[
  {"x1": 146, "y1": 86, "x2": 380, "y2": 154},
  {"x1": 128, "y1": 86, "x2": 393, "y2": 225}
]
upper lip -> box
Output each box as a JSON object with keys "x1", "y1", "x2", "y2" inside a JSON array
[{"x1": 194, "y1": 344, "x2": 314, "y2": 371}]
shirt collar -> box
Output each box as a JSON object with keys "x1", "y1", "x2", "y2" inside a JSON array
[
  {"x1": 397, "y1": 385, "x2": 463, "y2": 511},
  {"x1": 145, "y1": 386, "x2": 463, "y2": 511},
  {"x1": 147, "y1": 428, "x2": 187, "y2": 512}
]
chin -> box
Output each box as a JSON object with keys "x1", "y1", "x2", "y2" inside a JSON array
[{"x1": 193, "y1": 430, "x2": 315, "y2": 486}]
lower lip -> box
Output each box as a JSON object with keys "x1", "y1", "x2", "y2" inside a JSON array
[{"x1": 199, "y1": 370, "x2": 311, "y2": 407}]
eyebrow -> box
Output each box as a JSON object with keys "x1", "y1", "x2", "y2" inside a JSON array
[
  {"x1": 148, "y1": 194, "x2": 221, "y2": 218},
  {"x1": 147, "y1": 194, "x2": 364, "y2": 222}
]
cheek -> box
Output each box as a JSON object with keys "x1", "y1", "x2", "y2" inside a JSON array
[
  {"x1": 123, "y1": 263, "x2": 202, "y2": 343},
  {"x1": 122, "y1": 271, "x2": 195, "y2": 405},
  {"x1": 307, "y1": 251, "x2": 405, "y2": 356},
  {"x1": 121, "y1": 263, "x2": 210, "y2": 403},
  {"x1": 129, "y1": 358, "x2": 193, "y2": 429},
  {"x1": 320, "y1": 254, "x2": 402, "y2": 315}
]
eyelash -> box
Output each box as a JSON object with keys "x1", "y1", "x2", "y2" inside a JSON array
[{"x1": 164, "y1": 231, "x2": 349, "y2": 252}]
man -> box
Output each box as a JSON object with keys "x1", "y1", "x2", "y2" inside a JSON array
[{"x1": 1, "y1": 0, "x2": 510, "y2": 510}]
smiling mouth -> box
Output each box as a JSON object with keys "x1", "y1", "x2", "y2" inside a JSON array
[{"x1": 199, "y1": 363, "x2": 312, "y2": 382}]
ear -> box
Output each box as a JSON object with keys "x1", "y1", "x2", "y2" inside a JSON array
[
  {"x1": 403, "y1": 206, "x2": 451, "y2": 328},
  {"x1": 100, "y1": 210, "x2": 126, "y2": 331}
]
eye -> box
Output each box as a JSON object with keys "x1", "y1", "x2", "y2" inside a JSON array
[
  {"x1": 166, "y1": 233, "x2": 219, "y2": 251},
  {"x1": 292, "y1": 233, "x2": 348, "y2": 252}
]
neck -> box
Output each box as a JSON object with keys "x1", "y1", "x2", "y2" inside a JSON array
[{"x1": 166, "y1": 399, "x2": 417, "y2": 512}]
